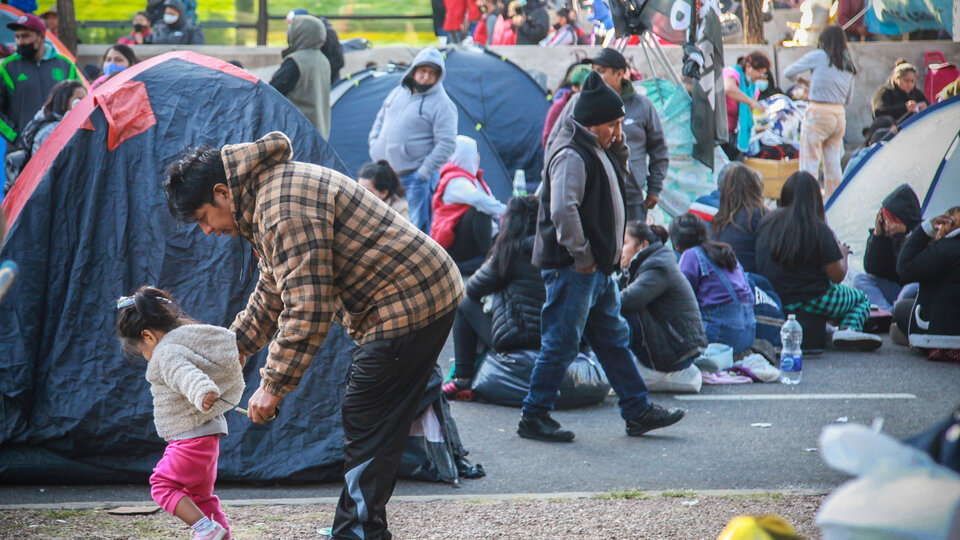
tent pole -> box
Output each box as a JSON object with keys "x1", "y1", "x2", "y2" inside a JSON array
[
  {"x1": 637, "y1": 36, "x2": 665, "y2": 104},
  {"x1": 645, "y1": 30, "x2": 682, "y2": 87}
]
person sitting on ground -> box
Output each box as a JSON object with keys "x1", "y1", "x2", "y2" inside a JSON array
[
  {"x1": 431, "y1": 135, "x2": 506, "y2": 276},
  {"x1": 722, "y1": 51, "x2": 771, "y2": 161},
  {"x1": 543, "y1": 7, "x2": 579, "y2": 46},
  {"x1": 872, "y1": 59, "x2": 928, "y2": 122},
  {"x1": 854, "y1": 184, "x2": 921, "y2": 312},
  {"x1": 4, "y1": 80, "x2": 85, "y2": 193},
  {"x1": 357, "y1": 160, "x2": 409, "y2": 219},
  {"x1": 756, "y1": 171, "x2": 882, "y2": 351},
  {"x1": 689, "y1": 162, "x2": 737, "y2": 223},
  {"x1": 892, "y1": 207, "x2": 960, "y2": 356},
  {"x1": 620, "y1": 221, "x2": 707, "y2": 374},
  {"x1": 671, "y1": 213, "x2": 757, "y2": 355},
  {"x1": 117, "y1": 11, "x2": 153, "y2": 45},
  {"x1": 708, "y1": 164, "x2": 768, "y2": 274},
  {"x1": 269, "y1": 15, "x2": 331, "y2": 138},
  {"x1": 443, "y1": 195, "x2": 543, "y2": 401},
  {"x1": 91, "y1": 44, "x2": 139, "y2": 90},
  {"x1": 148, "y1": 0, "x2": 205, "y2": 45},
  {"x1": 542, "y1": 64, "x2": 591, "y2": 148}
]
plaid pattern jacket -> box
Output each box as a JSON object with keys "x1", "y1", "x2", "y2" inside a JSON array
[{"x1": 223, "y1": 132, "x2": 464, "y2": 398}]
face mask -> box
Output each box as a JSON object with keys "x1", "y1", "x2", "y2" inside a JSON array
[
  {"x1": 163, "y1": 13, "x2": 179, "y2": 25},
  {"x1": 134, "y1": 24, "x2": 146, "y2": 32},
  {"x1": 16, "y1": 42, "x2": 37, "y2": 59},
  {"x1": 70, "y1": 98, "x2": 81, "y2": 110},
  {"x1": 103, "y1": 62, "x2": 126, "y2": 76},
  {"x1": 756, "y1": 79, "x2": 769, "y2": 92}
]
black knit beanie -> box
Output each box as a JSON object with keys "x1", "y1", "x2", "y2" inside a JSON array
[{"x1": 573, "y1": 71, "x2": 625, "y2": 127}]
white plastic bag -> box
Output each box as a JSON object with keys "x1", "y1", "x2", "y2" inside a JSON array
[
  {"x1": 694, "y1": 343, "x2": 734, "y2": 372},
  {"x1": 816, "y1": 423, "x2": 960, "y2": 540},
  {"x1": 636, "y1": 362, "x2": 702, "y2": 393}
]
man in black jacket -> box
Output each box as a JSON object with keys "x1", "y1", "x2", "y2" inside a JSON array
[
  {"x1": 522, "y1": 72, "x2": 684, "y2": 443},
  {"x1": 511, "y1": 0, "x2": 550, "y2": 44},
  {"x1": 854, "y1": 184, "x2": 921, "y2": 311}
]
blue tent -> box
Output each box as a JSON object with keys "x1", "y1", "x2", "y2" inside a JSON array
[
  {"x1": 826, "y1": 95, "x2": 960, "y2": 274},
  {"x1": 0, "y1": 52, "x2": 469, "y2": 484},
  {"x1": 330, "y1": 47, "x2": 551, "y2": 202}
]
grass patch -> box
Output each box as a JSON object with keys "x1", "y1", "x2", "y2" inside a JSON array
[
  {"x1": 719, "y1": 492, "x2": 787, "y2": 501},
  {"x1": 37, "y1": 509, "x2": 89, "y2": 520},
  {"x1": 660, "y1": 490, "x2": 697, "y2": 498},
  {"x1": 595, "y1": 490, "x2": 650, "y2": 500},
  {"x1": 455, "y1": 499, "x2": 504, "y2": 505}
]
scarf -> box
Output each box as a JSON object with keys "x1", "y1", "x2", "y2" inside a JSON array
[{"x1": 735, "y1": 65, "x2": 756, "y2": 153}]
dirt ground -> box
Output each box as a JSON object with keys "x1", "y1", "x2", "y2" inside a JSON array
[{"x1": 0, "y1": 492, "x2": 826, "y2": 539}]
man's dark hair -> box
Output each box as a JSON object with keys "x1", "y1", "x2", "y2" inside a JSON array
[{"x1": 163, "y1": 145, "x2": 226, "y2": 223}]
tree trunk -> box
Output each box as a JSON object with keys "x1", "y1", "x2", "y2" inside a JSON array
[
  {"x1": 742, "y1": 0, "x2": 765, "y2": 44},
  {"x1": 56, "y1": 0, "x2": 78, "y2": 55}
]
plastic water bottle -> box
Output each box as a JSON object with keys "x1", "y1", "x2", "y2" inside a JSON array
[
  {"x1": 513, "y1": 169, "x2": 527, "y2": 196},
  {"x1": 779, "y1": 314, "x2": 803, "y2": 385}
]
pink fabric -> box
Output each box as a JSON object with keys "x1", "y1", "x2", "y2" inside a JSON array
[
  {"x1": 150, "y1": 435, "x2": 229, "y2": 537},
  {"x1": 542, "y1": 91, "x2": 572, "y2": 148}
]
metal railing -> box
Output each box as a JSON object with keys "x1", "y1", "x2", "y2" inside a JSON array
[{"x1": 77, "y1": 12, "x2": 433, "y2": 45}]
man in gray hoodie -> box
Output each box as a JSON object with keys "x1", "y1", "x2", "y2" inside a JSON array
[
  {"x1": 546, "y1": 49, "x2": 669, "y2": 222},
  {"x1": 369, "y1": 47, "x2": 458, "y2": 232},
  {"x1": 525, "y1": 71, "x2": 684, "y2": 443}
]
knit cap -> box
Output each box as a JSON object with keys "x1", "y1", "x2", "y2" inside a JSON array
[{"x1": 573, "y1": 71, "x2": 625, "y2": 127}]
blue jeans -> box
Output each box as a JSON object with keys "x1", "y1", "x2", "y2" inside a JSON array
[
  {"x1": 523, "y1": 267, "x2": 650, "y2": 421},
  {"x1": 853, "y1": 273, "x2": 902, "y2": 312},
  {"x1": 400, "y1": 171, "x2": 437, "y2": 233},
  {"x1": 701, "y1": 301, "x2": 756, "y2": 355}
]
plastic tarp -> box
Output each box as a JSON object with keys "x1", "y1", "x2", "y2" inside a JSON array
[
  {"x1": 826, "y1": 95, "x2": 960, "y2": 275},
  {"x1": 330, "y1": 47, "x2": 551, "y2": 202},
  {"x1": 0, "y1": 52, "x2": 469, "y2": 484},
  {"x1": 637, "y1": 78, "x2": 729, "y2": 223},
  {"x1": 470, "y1": 350, "x2": 611, "y2": 409}
]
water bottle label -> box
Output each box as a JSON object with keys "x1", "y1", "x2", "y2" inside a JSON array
[{"x1": 781, "y1": 355, "x2": 802, "y2": 373}]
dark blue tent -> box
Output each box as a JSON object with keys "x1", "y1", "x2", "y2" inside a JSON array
[
  {"x1": 330, "y1": 47, "x2": 551, "y2": 202},
  {"x1": 0, "y1": 52, "x2": 469, "y2": 484}
]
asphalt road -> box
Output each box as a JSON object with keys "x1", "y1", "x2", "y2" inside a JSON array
[{"x1": 2, "y1": 334, "x2": 957, "y2": 506}]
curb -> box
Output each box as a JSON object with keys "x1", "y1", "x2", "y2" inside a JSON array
[{"x1": 0, "y1": 489, "x2": 829, "y2": 511}]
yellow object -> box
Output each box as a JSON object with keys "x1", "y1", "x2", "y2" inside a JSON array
[
  {"x1": 745, "y1": 157, "x2": 800, "y2": 200},
  {"x1": 717, "y1": 515, "x2": 799, "y2": 540}
]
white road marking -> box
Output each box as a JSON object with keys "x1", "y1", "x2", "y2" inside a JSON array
[{"x1": 673, "y1": 393, "x2": 917, "y2": 401}]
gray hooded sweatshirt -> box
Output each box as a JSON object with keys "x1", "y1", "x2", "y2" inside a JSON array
[
  {"x1": 283, "y1": 15, "x2": 332, "y2": 138},
  {"x1": 368, "y1": 47, "x2": 458, "y2": 181}
]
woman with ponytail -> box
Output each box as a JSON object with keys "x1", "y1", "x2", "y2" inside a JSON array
[
  {"x1": 784, "y1": 25, "x2": 857, "y2": 198},
  {"x1": 670, "y1": 213, "x2": 757, "y2": 354},
  {"x1": 620, "y1": 221, "x2": 707, "y2": 374}
]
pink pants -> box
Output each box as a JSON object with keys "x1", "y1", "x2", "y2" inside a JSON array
[
  {"x1": 800, "y1": 102, "x2": 847, "y2": 198},
  {"x1": 150, "y1": 435, "x2": 230, "y2": 537}
]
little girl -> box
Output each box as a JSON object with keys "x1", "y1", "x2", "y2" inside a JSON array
[{"x1": 116, "y1": 286, "x2": 244, "y2": 540}]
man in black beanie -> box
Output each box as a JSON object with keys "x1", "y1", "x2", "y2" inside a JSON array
[{"x1": 523, "y1": 71, "x2": 685, "y2": 442}]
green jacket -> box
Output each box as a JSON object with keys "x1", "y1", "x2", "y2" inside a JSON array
[{"x1": 0, "y1": 46, "x2": 79, "y2": 143}]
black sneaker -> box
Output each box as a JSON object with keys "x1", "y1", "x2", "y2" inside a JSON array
[
  {"x1": 517, "y1": 413, "x2": 575, "y2": 442},
  {"x1": 625, "y1": 404, "x2": 685, "y2": 436}
]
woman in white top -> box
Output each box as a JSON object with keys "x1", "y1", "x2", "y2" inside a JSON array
[{"x1": 783, "y1": 25, "x2": 857, "y2": 199}]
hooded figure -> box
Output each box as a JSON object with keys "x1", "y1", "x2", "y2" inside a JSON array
[
  {"x1": 431, "y1": 136, "x2": 505, "y2": 270},
  {"x1": 368, "y1": 47, "x2": 458, "y2": 233},
  {"x1": 148, "y1": 0, "x2": 205, "y2": 44},
  {"x1": 269, "y1": 15, "x2": 332, "y2": 138},
  {"x1": 855, "y1": 184, "x2": 922, "y2": 311}
]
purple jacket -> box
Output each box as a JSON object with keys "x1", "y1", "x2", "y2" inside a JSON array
[{"x1": 678, "y1": 246, "x2": 753, "y2": 308}]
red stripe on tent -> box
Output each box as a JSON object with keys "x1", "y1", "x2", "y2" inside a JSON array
[{"x1": 2, "y1": 51, "x2": 259, "y2": 235}]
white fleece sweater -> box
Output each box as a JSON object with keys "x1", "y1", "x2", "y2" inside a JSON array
[{"x1": 145, "y1": 324, "x2": 245, "y2": 440}]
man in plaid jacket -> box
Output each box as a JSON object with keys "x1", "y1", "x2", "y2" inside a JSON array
[{"x1": 164, "y1": 131, "x2": 464, "y2": 540}]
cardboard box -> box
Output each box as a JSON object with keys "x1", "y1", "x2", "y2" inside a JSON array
[{"x1": 744, "y1": 157, "x2": 800, "y2": 199}]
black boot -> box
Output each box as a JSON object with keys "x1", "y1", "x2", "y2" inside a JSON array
[
  {"x1": 517, "y1": 413, "x2": 575, "y2": 442},
  {"x1": 625, "y1": 404, "x2": 685, "y2": 436}
]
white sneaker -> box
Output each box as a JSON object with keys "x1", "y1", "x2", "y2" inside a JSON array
[
  {"x1": 832, "y1": 328, "x2": 882, "y2": 351},
  {"x1": 192, "y1": 521, "x2": 227, "y2": 540}
]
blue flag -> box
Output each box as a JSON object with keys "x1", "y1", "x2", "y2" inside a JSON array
[{"x1": 868, "y1": 0, "x2": 952, "y2": 34}]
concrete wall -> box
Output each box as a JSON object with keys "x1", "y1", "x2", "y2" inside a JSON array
[{"x1": 79, "y1": 40, "x2": 960, "y2": 147}]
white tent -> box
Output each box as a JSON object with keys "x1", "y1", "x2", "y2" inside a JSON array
[{"x1": 826, "y1": 96, "x2": 960, "y2": 274}]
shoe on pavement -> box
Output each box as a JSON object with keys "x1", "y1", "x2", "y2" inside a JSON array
[
  {"x1": 442, "y1": 379, "x2": 475, "y2": 401},
  {"x1": 889, "y1": 323, "x2": 909, "y2": 346},
  {"x1": 626, "y1": 403, "x2": 685, "y2": 436},
  {"x1": 192, "y1": 521, "x2": 228, "y2": 540},
  {"x1": 832, "y1": 328, "x2": 882, "y2": 351},
  {"x1": 517, "y1": 413, "x2": 575, "y2": 442}
]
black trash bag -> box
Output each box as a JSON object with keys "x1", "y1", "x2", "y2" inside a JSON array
[{"x1": 470, "y1": 350, "x2": 610, "y2": 409}]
